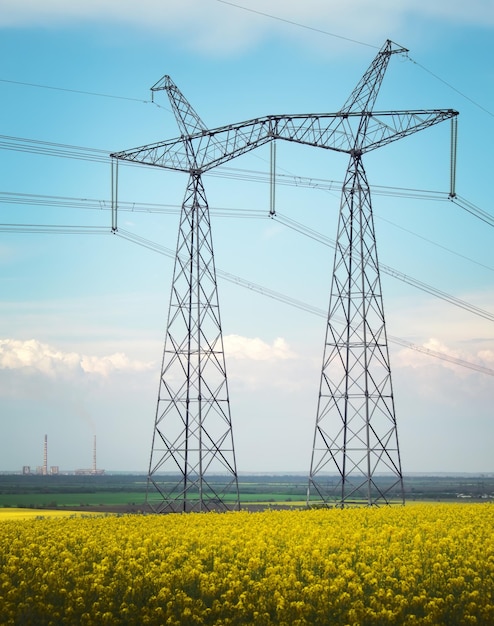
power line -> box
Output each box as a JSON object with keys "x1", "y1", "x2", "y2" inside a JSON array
[
  {"x1": 0, "y1": 77, "x2": 151, "y2": 104},
  {"x1": 115, "y1": 226, "x2": 494, "y2": 378},
  {"x1": 0, "y1": 191, "x2": 177, "y2": 214},
  {"x1": 0, "y1": 134, "x2": 108, "y2": 164},
  {"x1": 406, "y1": 57, "x2": 494, "y2": 119},
  {"x1": 0, "y1": 223, "x2": 108, "y2": 235},
  {"x1": 215, "y1": 0, "x2": 378, "y2": 49},
  {"x1": 2, "y1": 188, "x2": 492, "y2": 312},
  {"x1": 2, "y1": 185, "x2": 492, "y2": 277},
  {"x1": 387, "y1": 335, "x2": 494, "y2": 378},
  {"x1": 273, "y1": 212, "x2": 494, "y2": 323},
  {"x1": 0, "y1": 191, "x2": 266, "y2": 219},
  {"x1": 2, "y1": 138, "x2": 493, "y2": 319},
  {"x1": 1, "y1": 17, "x2": 491, "y2": 122},
  {"x1": 377, "y1": 213, "x2": 494, "y2": 274},
  {"x1": 2, "y1": 217, "x2": 491, "y2": 376},
  {"x1": 2, "y1": 132, "x2": 493, "y2": 228},
  {"x1": 1, "y1": 43, "x2": 491, "y2": 378},
  {"x1": 450, "y1": 195, "x2": 494, "y2": 228},
  {"x1": 216, "y1": 1, "x2": 493, "y2": 119}
]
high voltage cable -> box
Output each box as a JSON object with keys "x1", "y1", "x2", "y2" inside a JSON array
[
  {"x1": 0, "y1": 224, "x2": 108, "y2": 234},
  {"x1": 0, "y1": 135, "x2": 108, "y2": 164},
  {"x1": 0, "y1": 191, "x2": 187, "y2": 215},
  {"x1": 1, "y1": 39, "x2": 490, "y2": 376},
  {"x1": 2, "y1": 188, "x2": 492, "y2": 275},
  {"x1": 214, "y1": 1, "x2": 493, "y2": 119},
  {"x1": 0, "y1": 131, "x2": 446, "y2": 196},
  {"x1": 1, "y1": 13, "x2": 491, "y2": 122},
  {"x1": 450, "y1": 195, "x2": 494, "y2": 228},
  {"x1": 2, "y1": 140, "x2": 493, "y2": 317},
  {"x1": 273, "y1": 213, "x2": 494, "y2": 323},
  {"x1": 385, "y1": 335, "x2": 494, "y2": 377},
  {"x1": 115, "y1": 227, "x2": 494, "y2": 378},
  {"x1": 0, "y1": 191, "x2": 265, "y2": 219},
  {"x1": 208, "y1": 168, "x2": 451, "y2": 201},
  {"x1": 2, "y1": 218, "x2": 491, "y2": 376},
  {"x1": 0, "y1": 186, "x2": 444, "y2": 209},
  {"x1": 2, "y1": 132, "x2": 494, "y2": 226},
  {"x1": 2, "y1": 188, "x2": 493, "y2": 318},
  {"x1": 377, "y1": 214, "x2": 494, "y2": 274},
  {"x1": 405, "y1": 57, "x2": 494, "y2": 119},
  {"x1": 215, "y1": 0, "x2": 378, "y2": 49},
  {"x1": 0, "y1": 78, "x2": 151, "y2": 104}
]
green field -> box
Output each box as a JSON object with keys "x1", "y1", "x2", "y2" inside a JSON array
[
  {"x1": 0, "y1": 473, "x2": 492, "y2": 511},
  {"x1": 0, "y1": 491, "x2": 146, "y2": 508}
]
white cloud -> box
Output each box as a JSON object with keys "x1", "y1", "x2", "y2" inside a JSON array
[
  {"x1": 0, "y1": 334, "x2": 297, "y2": 382},
  {"x1": 406, "y1": 0, "x2": 494, "y2": 23},
  {"x1": 224, "y1": 334, "x2": 296, "y2": 361},
  {"x1": 0, "y1": 0, "x2": 264, "y2": 53},
  {"x1": 0, "y1": 338, "x2": 153, "y2": 378},
  {"x1": 478, "y1": 349, "x2": 494, "y2": 365},
  {"x1": 0, "y1": 0, "x2": 491, "y2": 53},
  {"x1": 80, "y1": 352, "x2": 153, "y2": 376},
  {"x1": 393, "y1": 336, "x2": 493, "y2": 378}
]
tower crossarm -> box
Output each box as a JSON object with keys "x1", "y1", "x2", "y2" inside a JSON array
[
  {"x1": 111, "y1": 108, "x2": 457, "y2": 172},
  {"x1": 340, "y1": 40, "x2": 408, "y2": 115},
  {"x1": 151, "y1": 74, "x2": 209, "y2": 137},
  {"x1": 111, "y1": 114, "x2": 348, "y2": 172},
  {"x1": 356, "y1": 109, "x2": 458, "y2": 154}
]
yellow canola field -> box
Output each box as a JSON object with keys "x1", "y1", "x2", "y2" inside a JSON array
[
  {"x1": 0, "y1": 508, "x2": 108, "y2": 520},
  {"x1": 0, "y1": 504, "x2": 493, "y2": 625}
]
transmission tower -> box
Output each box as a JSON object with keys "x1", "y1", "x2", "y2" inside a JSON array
[
  {"x1": 125, "y1": 78, "x2": 240, "y2": 513},
  {"x1": 306, "y1": 41, "x2": 456, "y2": 507},
  {"x1": 111, "y1": 40, "x2": 457, "y2": 512}
]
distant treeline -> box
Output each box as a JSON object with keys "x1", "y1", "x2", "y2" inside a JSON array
[{"x1": 0, "y1": 473, "x2": 493, "y2": 502}]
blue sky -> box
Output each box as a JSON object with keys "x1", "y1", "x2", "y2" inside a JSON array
[{"x1": 0, "y1": 0, "x2": 493, "y2": 474}]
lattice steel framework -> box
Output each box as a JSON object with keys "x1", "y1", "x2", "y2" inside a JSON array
[
  {"x1": 141, "y1": 78, "x2": 239, "y2": 513},
  {"x1": 307, "y1": 149, "x2": 405, "y2": 507},
  {"x1": 306, "y1": 41, "x2": 453, "y2": 507},
  {"x1": 110, "y1": 40, "x2": 458, "y2": 512}
]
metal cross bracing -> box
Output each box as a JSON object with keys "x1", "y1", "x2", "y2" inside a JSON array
[
  {"x1": 143, "y1": 171, "x2": 239, "y2": 513},
  {"x1": 110, "y1": 40, "x2": 458, "y2": 512}
]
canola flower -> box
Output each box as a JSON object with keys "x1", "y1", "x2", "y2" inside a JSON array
[
  {"x1": 0, "y1": 503, "x2": 493, "y2": 625},
  {"x1": 0, "y1": 508, "x2": 107, "y2": 521}
]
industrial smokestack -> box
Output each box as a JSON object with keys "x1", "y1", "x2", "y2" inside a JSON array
[
  {"x1": 75, "y1": 434, "x2": 104, "y2": 475},
  {"x1": 43, "y1": 434, "x2": 48, "y2": 475}
]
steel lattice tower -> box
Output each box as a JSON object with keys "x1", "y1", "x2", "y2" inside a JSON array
[
  {"x1": 308, "y1": 41, "x2": 418, "y2": 507},
  {"x1": 146, "y1": 79, "x2": 240, "y2": 512},
  {"x1": 307, "y1": 150, "x2": 405, "y2": 507},
  {"x1": 146, "y1": 174, "x2": 240, "y2": 512},
  {"x1": 110, "y1": 41, "x2": 457, "y2": 512}
]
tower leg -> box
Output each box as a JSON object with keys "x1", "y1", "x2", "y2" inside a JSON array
[
  {"x1": 146, "y1": 173, "x2": 240, "y2": 513},
  {"x1": 308, "y1": 155, "x2": 404, "y2": 507}
]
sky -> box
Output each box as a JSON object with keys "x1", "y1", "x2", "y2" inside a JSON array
[{"x1": 0, "y1": 0, "x2": 493, "y2": 475}]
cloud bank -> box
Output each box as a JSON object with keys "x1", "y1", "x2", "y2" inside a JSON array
[
  {"x1": 0, "y1": 0, "x2": 492, "y2": 53},
  {"x1": 0, "y1": 334, "x2": 297, "y2": 380},
  {"x1": 0, "y1": 338, "x2": 153, "y2": 378},
  {"x1": 224, "y1": 334, "x2": 295, "y2": 361}
]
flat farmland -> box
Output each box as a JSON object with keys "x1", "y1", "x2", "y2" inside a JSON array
[
  {"x1": 1, "y1": 504, "x2": 493, "y2": 624},
  {"x1": 0, "y1": 473, "x2": 493, "y2": 512}
]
